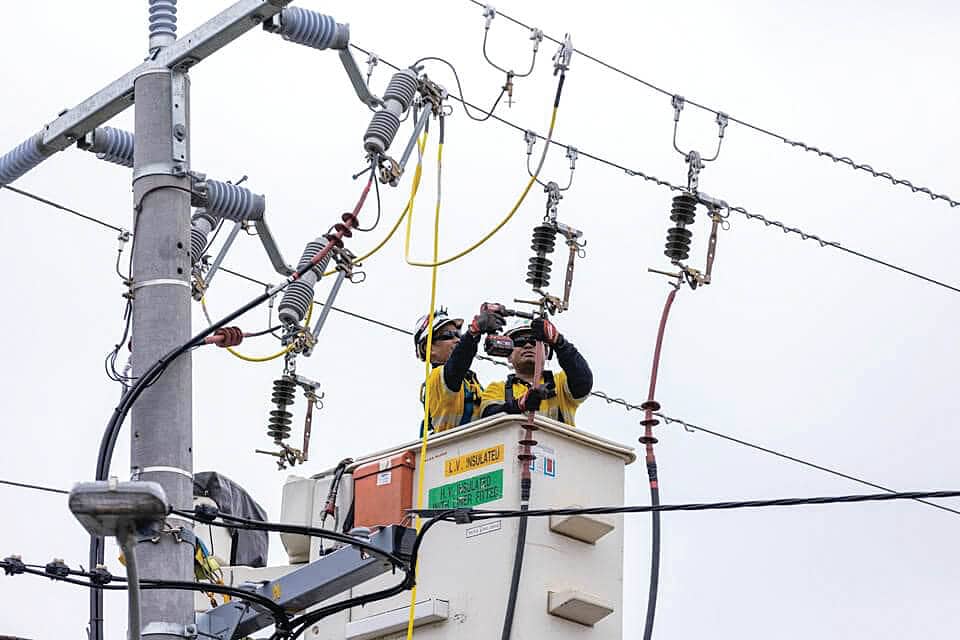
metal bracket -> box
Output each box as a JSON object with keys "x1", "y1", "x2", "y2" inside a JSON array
[
  {"x1": 171, "y1": 72, "x2": 189, "y2": 170},
  {"x1": 338, "y1": 48, "x2": 382, "y2": 109},
  {"x1": 143, "y1": 621, "x2": 198, "y2": 639},
  {"x1": 552, "y1": 33, "x2": 573, "y2": 75}
]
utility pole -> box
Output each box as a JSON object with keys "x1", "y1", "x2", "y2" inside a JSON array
[{"x1": 131, "y1": 5, "x2": 194, "y2": 636}]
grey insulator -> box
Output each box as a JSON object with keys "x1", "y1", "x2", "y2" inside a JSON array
[
  {"x1": 189, "y1": 210, "x2": 216, "y2": 265},
  {"x1": 89, "y1": 127, "x2": 134, "y2": 168},
  {"x1": 382, "y1": 70, "x2": 418, "y2": 107},
  {"x1": 278, "y1": 239, "x2": 331, "y2": 324},
  {"x1": 0, "y1": 132, "x2": 53, "y2": 187},
  {"x1": 148, "y1": 0, "x2": 177, "y2": 40},
  {"x1": 280, "y1": 8, "x2": 349, "y2": 51},
  {"x1": 363, "y1": 69, "x2": 419, "y2": 155},
  {"x1": 206, "y1": 179, "x2": 265, "y2": 222}
]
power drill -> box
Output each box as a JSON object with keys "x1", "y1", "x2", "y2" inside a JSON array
[{"x1": 482, "y1": 304, "x2": 535, "y2": 357}]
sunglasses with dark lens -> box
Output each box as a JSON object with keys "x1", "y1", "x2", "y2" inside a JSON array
[
  {"x1": 433, "y1": 330, "x2": 461, "y2": 342},
  {"x1": 511, "y1": 336, "x2": 537, "y2": 348}
]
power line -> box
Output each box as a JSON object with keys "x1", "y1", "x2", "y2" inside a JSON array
[
  {"x1": 3, "y1": 172, "x2": 954, "y2": 521},
  {"x1": 1, "y1": 185, "x2": 125, "y2": 233},
  {"x1": 414, "y1": 489, "x2": 960, "y2": 520},
  {"x1": 349, "y1": 44, "x2": 960, "y2": 296},
  {"x1": 463, "y1": 0, "x2": 960, "y2": 209},
  {"x1": 0, "y1": 479, "x2": 69, "y2": 495}
]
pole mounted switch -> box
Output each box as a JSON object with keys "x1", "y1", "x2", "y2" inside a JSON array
[{"x1": 363, "y1": 69, "x2": 419, "y2": 156}]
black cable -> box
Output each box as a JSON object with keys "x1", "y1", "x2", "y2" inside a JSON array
[
  {"x1": 653, "y1": 412, "x2": 960, "y2": 519},
  {"x1": 413, "y1": 489, "x2": 960, "y2": 521},
  {"x1": 171, "y1": 509, "x2": 406, "y2": 569},
  {"x1": 1, "y1": 561, "x2": 292, "y2": 633},
  {"x1": 499, "y1": 501, "x2": 527, "y2": 640},
  {"x1": 644, "y1": 484, "x2": 661, "y2": 640},
  {"x1": 354, "y1": 46, "x2": 960, "y2": 296},
  {"x1": 461, "y1": 0, "x2": 960, "y2": 209},
  {"x1": 244, "y1": 324, "x2": 284, "y2": 338},
  {"x1": 283, "y1": 512, "x2": 452, "y2": 639},
  {"x1": 411, "y1": 55, "x2": 507, "y2": 122},
  {"x1": 355, "y1": 171, "x2": 382, "y2": 232}
]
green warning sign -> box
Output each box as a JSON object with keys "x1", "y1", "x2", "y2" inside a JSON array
[{"x1": 428, "y1": 469, "x2": 504, "y2": 509}]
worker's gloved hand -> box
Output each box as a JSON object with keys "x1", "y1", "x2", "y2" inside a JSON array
[
  {"x1": 531, "y1": 317, "x2": 560, "y2": 345},
  {"x1": 469, "y1": 303, "x2": 507, "y2": 336},
  {"x1": 517, "y1": 385, "x2": 548, "y2": 412}
]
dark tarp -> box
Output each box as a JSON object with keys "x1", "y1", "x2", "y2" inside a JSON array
[{"x1": 193, "y1": 471, "x2": 268, "y2": 567}]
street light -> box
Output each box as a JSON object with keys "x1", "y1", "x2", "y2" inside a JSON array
[{"x1": 69, "y1": 480, "x2": 169, "y2": 640}]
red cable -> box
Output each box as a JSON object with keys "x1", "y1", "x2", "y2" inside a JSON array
[{"x1": 642, "y1": 286, "x2": 679, "y2": 470}]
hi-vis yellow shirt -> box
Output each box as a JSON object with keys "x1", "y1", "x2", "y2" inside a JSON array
[
  {"x1": 422, "y1": 366, "x2": 483, "y2": 433},
  {"x1": 480, "y1": 371, "x2": 583, "y2": 427}
]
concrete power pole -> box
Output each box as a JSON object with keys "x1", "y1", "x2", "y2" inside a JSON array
[{"x1": 130, "y1": 4, "x2": 194, "y2": 636}]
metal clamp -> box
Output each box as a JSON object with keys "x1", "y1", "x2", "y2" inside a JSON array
[
  {"x1": 553, "y1": 33, "x2": 573, "y2": 75},
  {"x1": 143, "y1": 622, "x2": 198, "y2": 639}
]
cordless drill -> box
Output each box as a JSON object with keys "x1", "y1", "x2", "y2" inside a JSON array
[{"x1": 482, "y1": 304, "x2": 535, "y2": 357}]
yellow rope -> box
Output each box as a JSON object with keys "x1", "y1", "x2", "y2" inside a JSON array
[
  {"x1": 403, "y1": 107, "x2": 558, "y2": 268},
  {"x1": 405, "y1": 132, "x2": 443, "y2": 640},
  {"x1": 200, "y1": 295, "x2": 313, "y2": 363}
]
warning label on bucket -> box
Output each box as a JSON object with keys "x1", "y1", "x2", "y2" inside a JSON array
[
  {"x1": 428, "y1": 469, "x2": 504, "y2": 509},
  {"x1": 443, "y1": 444, "x2": 505, "y2": 477}
]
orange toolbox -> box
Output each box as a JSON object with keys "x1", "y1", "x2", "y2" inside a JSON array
[{"x1": 353, "y1": 451, "x2": 416, "y2": 528}]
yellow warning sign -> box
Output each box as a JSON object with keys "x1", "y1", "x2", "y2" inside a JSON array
[{"x1": 444, "y1": 444, "x2": 505, "y2": 477}]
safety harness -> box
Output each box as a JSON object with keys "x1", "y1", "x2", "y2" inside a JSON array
[
  {"x1": 505, "y1": 371, "x2": 563, "y2": 424},
  {"x1": 420, "y1": 369, "x2": 483, "y2": 435}
]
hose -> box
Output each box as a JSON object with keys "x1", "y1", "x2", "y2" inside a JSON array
[
  {"x1": 404, "y1": 117, "x2": 443, "y2": 640},
  {"x1": 200, "y1": 296, "x2": 312, "y2": 363},
  {"x1": 403, "y1": 73, "x2": 566, "y2": 268},
  {"x1": 640, "y1": 286, "x2": 679, "y2": 640}
]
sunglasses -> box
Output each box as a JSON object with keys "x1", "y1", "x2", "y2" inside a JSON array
[
  {"x1": 433, "y1": 330, "x2": 461, "y2": 342},
  {"x1": 511, "y1": 336, "x2": 538, "y2": 348}
]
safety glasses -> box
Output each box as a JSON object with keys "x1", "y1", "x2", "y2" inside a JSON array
[
  {"x1": 511, "y1": 335, "x2": 537, "y2": 348},
  {"x1": 433, "y1": 330, "x2": 461, "y2": 342}
]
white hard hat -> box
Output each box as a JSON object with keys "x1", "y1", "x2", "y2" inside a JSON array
[{"x1": 413, "y1": 307, "x2": 463, "y2": 360}]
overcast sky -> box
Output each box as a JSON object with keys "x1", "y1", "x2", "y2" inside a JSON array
[{"x1": 1, "y1": 0, "x2": 959, "y2": 638}]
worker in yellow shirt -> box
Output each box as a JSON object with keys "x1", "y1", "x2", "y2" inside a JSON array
[
  {"x1": 414, "y1": 304, "x2": 507, "y2": 434},
  {"x1": 480, "y1": 317, "x2": 592, "y2": 427}
]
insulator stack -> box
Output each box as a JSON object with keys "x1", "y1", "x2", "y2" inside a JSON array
[
  {"x1": 278, "y1": 238, "x2": 332, "y2": 325},
  {"x1": 267, "y1": 377, "x2": 297, "y2": 442},
  {"x1": 0, "y1": 132, "x2": 52, "y2": 187},
  {"x1": 86, "y1": 127, "x2": 134, "y2": 168},
  {"x1": 205, "y1": 179, "x2": 266, "y2": 222},
  {"x1": 278, "y1": 7, "x2": 349, "y2": 51},
  {"x1": 148, "y1": 0, "x2": 178, "y2": 42},
  {"x1": 526, "y1": 224, "x2": 557, "y2": 289},
  {"x1": 363, "y1": 69, "x2": 419, "y2": 155},
  {"x1": 189, "y1": 210, "x2": 216, "y2": 265},
  {"x1": 664, "y1": 193, "x2": 697, "y2": 263}
]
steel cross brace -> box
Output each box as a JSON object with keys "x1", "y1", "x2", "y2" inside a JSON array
[
  {"x1": 40, "y1": 0, "x2": 293, "y2": 153},
  {"x1": 196, "y1": 525, "x2": 415, "y2": 639}
]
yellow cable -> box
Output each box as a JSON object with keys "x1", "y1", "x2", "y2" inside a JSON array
[
  {"x1": 405, "y1": 135, "x2": 443, "y2": 640},
  {"x1": 200, "y1": 295, "x2": 313, "y2": 363},
  {"x1": 321, "y1": 134, "x2": 429, "y2": 277},
  {"x1": 403, "y1": 107, "x2": 559, "y2": 268}
]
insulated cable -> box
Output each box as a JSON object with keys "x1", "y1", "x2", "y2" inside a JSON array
[
  {"x1": 460, "y1": 0, "x2": 960, "y2": 209},
  {"x1": 412, "y1": 489, "x2": 960, "y2": 520},
  {"x1": 348, "y1": 46, "x2": 960, "y2": 295},
  {"x1": 402, "y1": 72, "x2": 566, "y2": 268},
  {"x1": 0, "y1": 559, "x2": 292, "y2": 634},
  {"x1": 199, "y1": 295, "x2": 313, "y2": 363},
  {"x1": 4, "y1": 178, "x2": 959, "y2": 517},
  {"x1": 89, "y1": 175, "x2": 374, "y2": 640},
  {"x1": 638, "y1": 285, "x2": 680, "y2": 640},
  {"x1": 405, "y1": 115, "x2": 443, "y2": 640}
]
